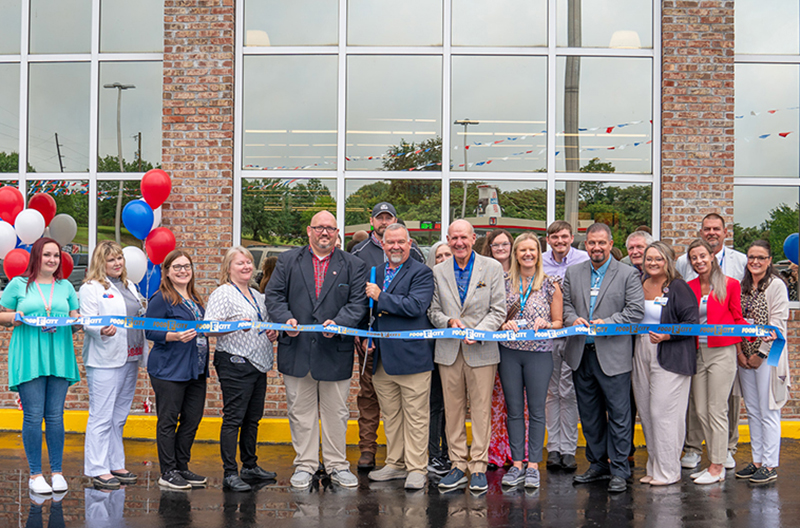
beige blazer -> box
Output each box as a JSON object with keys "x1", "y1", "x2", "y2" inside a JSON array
[{"x1": 427, "y1": 253, "x2": 507, "y2": 367}]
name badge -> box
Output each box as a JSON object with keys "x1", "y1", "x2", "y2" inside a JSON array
[
  {"x1": 744, "y1": 318, "x2": 754, "y2": 325},
  {"x1": 701, "y1": 295, "x2": 709, "y2": 305},
  {"x1": 590, "y1": 287, "x2": 600, "y2": 297},
  {"x1": 41, "y1": 326, "x2": 57, "y2": 334},
  {"x1": 196, "y1": 336, "x2": 208, "y2": 348},
  {"x1": 654, "y1": 297, "x2": 668, "y2": 306},
  {"x1": 514, "y1": 319, "x2": 528, "y2": 327}
]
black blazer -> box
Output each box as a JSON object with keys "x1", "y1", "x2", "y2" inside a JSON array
[
  {"x1": 265, "y1": 246, "x2": 367, "y2": 382},
  {"x1": 656, "y1": 278, "x2": 699, "y2": 376},
  {"x1": 372, "y1": 258, "x2": 435, "y2": 376}
]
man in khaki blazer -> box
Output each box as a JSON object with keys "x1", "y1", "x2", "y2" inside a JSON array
[{"x1": 427, "y1": 220, "x2": 506, "y2": 493}]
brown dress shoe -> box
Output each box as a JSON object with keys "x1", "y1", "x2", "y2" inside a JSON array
[{"x1": 357, "y1": 452, "x2": 376, "y2": 470}]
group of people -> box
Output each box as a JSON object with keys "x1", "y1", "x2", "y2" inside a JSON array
[{"x1": 0, "y1": 204, "x2": 789, "y2": 498}]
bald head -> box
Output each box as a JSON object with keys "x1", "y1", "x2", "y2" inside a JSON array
[
  {"x1": 449, "y1": 219, "x2": 474, "y2": 237},
  {"x1": 307, "y1": 210, "x2": 338, "y2": 257},
  {"x1": 311, "y1": 210, "x2": 336, "y2": 226},
  {"x1": 447, "y1": 220, "x2": 477, "y2": 267}
]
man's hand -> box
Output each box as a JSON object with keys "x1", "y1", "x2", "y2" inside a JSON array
[
  {"x1": 648, "y1": 331, "x2": 670, "y2": 344},
  {"x1": 322, "y1": 319, "x2": 337, "y2": 338},
  {"x1": 448, "y1": 318, "x2": 475, "y2": 345},
  {"x1": 285, "y1": 318, "x2": 299, "y2": 338},
  {"x1": 365, "y1": 283, "x2": 381, "y2": 302},
  {"x1": 266, "y1": 329, "x2": 278, "y2": 342},
  {"x1": 573, "y1": 317, "x2": 590, "y2": 327},
  {"x1": 589, "y1": 318, "x2": 605, "y2": 325}
]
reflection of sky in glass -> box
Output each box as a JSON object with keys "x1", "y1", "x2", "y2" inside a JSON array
[
  {"x1": 100, "y1": 0, "x2": 163, "y2": 52},
  {"x1": 348, "y1": 0, "x2": 442, "y2": 46},
  {"x1": 556, "y1": 0, "x2": 652, "y2": 48},
  {"x1": 244, "y1": 0, "x2": 338, "y2": 46},
  {"x1": 734, "y1": 185, "x2": 800, "y2": 231},
  {"x1": 243, "y1": 56, "x2": 338, "y2": 171},
  {"x1": 451, "y1": 56, "x2": 547, "y2": 172},
  {"x1": 0, "y1": 0, "x2": 21, "y2": 54},
  {"x1": 452, "y1": 0, "x2": 546, "y2": 47},
  {"x1": 735, "y1": 64, "x2": 800, "y2": 178},
  {"x1": 346, "y1": 56, "x2": 441, "y2": 170},
  {"x1": 29, "y1": 0, "x2": 91, "y2": 54},
  {"x1": 28, "y1": 62, "x2": 90, "y2": 172},
  {"x1": 736, "y1": 0, "x2": 799, "y2": 55},
  {"x1": 556, "y1": 57, "x2": 652, "y2": 174},
  {"x1": 98, "y1": 62, "x2": 163, "y2": 170},
  {"x1": 0, "y1": 64, "x2": 20, "y2": 161}
]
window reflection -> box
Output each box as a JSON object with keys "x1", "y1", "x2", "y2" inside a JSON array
[
  {"x1": 100, "y1": 0, "x2": 163, "y2": 53},
  {"x1": 556, "y1": 0, "x2": 652, "y2": 49},
  {"x1": 29, "y1": 179, "x2": 89, "y2": 251},
  {"x1": 244, "y1": 0, "x2": 338, "y2": 46},
  {"x1": 0, "y1": 64, "x2": 20, "y2": 172},
  {"x1": 0, "y1": 0, "x2": 21, "y2": 54},
  {"x1": 735, "y1": 64, "x2": 799, "y2": 178},
  {"x1": 348, "y1": 0, "x2": 442, "y2": 46},
  {"x1": 452, "y1": 0, "x2": 546, "y2": 47},
  {"x1": 241, "y1": 178, "x2": 337, "y2": 247},
  {"x1": 29, "y1": 0, "x2": 92, "y2": 54},
  {"x1": 28, "y1": 62, "x2": 90, "y2": 173},
  {"x1": 97, "y1": 179, "x2": 147, "y2": 248},
  {"x1": 736, "y1": 0, "x2": 799, "y2": 55},
  {"x1": 555, "y1": 181, "x2": 652, "y2": 246},
  {"x1": 346, "y1": 56, "x2": 442, "y2": 171},
  {"x1": 98, "y1": 62, "x2": 162, "y2": 172},
  {"x1": 243, "y1": 56, "x2": 337, "y2": 171},
  {"x1": 555, "y1": 57, "x2": 652, "y2": 174},
  {"x1": 345, "y1": 179, "x2": 442, "y2": 245},
  {"x1": 451, "y1": 56, "x2": 547, "y2": 172},
  {"x1": 448, "y1": 180, "x2": 547, "y2": 236},
  {"x1": 734, "y1": 185, "x2": 799, "y2": 300}
]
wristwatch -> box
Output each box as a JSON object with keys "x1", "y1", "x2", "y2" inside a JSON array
[{"x1": 756, "y1": 351, "x2": 768, "y2": 360}]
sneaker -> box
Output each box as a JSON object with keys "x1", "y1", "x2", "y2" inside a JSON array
[
  {"x1": 469, "y1": 472, "x2": 488, "y2": 492},
  {"x1": 749, "y1": 466, "x2": 778, "y2": 484},
  {"x1": 724, "y1": 451, "x2": 736, "y2": 470},
  {"x1": 222, "y1": 474, "x2": 252, "y2": 492},
  {"x1": 524, "y1": 467, "x2": 541, "y2": 489},
  {"x1": 681, "y1": 452, "x2": 701, "y2": 469},
  {"x1": 290, "y1": 470, "x2": 313, "y2": 489},
  {"x1": 29, "y1": 476, "x2": 52, "y2": 495},
  {"x1": 501, "y1": 466, "x2": 525, "y2": 486},
  {"x1": 438, "y1": 468, "x2": 468, "y2": 490},
  {"x1": 51, "y1": 474, "x2": 68, "y2": 493},
  {"x1": 735, "y1": 463, "x2": 758, "y2": 479},
  {"x1": 29, "y1": 491, "x2": 48, "y2": 505},
  {"x1": 368, "y1": 465, "x2": 408, "y2": 482},
  {"x1": 427, "y1": 457, "x2": 451, "y2": 476},
  {"x1": 404, "y1": 472, "x2": 427, "y2": 490},
  {"x1": 240, "y1": 466, "x2": 277, "y2": 480},
  {"x1": 179, "y1": 470, "x2": 207, "y2": 488},
  {"x1": 330, "y1": 468, "x2": 358, "y2": 488},
  {"x1": 158, "y1": 470, "x2": 192, "y2": 490}
]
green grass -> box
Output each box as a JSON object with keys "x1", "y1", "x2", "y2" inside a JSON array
[{"x1": 73, "y1": 225, "x2": 142, "y2": 250}]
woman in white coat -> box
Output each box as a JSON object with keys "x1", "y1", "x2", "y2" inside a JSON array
[{"x1": 80, "y1": 241, "x2": 148, "y2": 490}]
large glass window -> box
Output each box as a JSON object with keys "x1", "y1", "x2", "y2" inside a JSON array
[
  {"x1": 100, "y1": 0, "x2": 163, "y2": 53},
  {"x1": 244, "y1": 0, "x2": 338, "y2": 46},
  {"x1": 451, "y1": 0, "x2": 547, "y2": 47},
  {"x1": 556, "y1": 0, "x2": 652, "y2": 49},
  {"x1": 0, "y1": 64, "x2": 20, "y2": 173},
  {"x1": 736, "y1": 0, "x2": 799, "y2": 55},
  {"x1": 0, "y1": 0, "x2": 21, "y2": 54},
  {"x1": 348, "y1": 0, "x2": 442, "y2": 46},
  {"x1": 29, "y1": 0, "x2": 92, "y2": 54}
]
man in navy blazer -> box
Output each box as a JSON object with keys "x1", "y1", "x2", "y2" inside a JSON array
[
  {"x1": 363, "y1": 224, "x2": 435, "y2": 490},
  {"x1": 265, "y1": 211, "x2": 367, "y2": 490}
]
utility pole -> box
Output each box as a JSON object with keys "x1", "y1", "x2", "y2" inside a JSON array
[
  {"x1": 454, "y1": 119, "x2": 480, "y2": 219},
  {"x1": 104, "y1": 83, "x2": 135, "y2": 244},
  {"x1": 564, "y1": 0, "x2": 582, "y2": 232},
  {"x1": 137, "y1": 132, "x2": 142, "y2": 172},
  {"x1": 54, "y1": 133, "x2": 64, "y2": 172}
]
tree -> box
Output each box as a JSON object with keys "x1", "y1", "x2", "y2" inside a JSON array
[
  {"x1": 381, "y1": 137, "x2": 442, "y2": 172},
  {"x1": 96, "y1": 156, "x2": 158, "y2": 243},
  {"x1": 0, "y1": 151, "x2": 36, "y2": 173}
]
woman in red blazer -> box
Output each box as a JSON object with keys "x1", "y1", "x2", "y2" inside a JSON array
[{"x1": 686, "y1": 239, "x2": 746, "y2": 485}]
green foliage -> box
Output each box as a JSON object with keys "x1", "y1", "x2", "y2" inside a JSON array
[
  {"x1": 733, "y1": 203, "x2": 799, "y2": 261},
  {"x1": 580, "y1": 157, "x2": 616, "y2": 173},
  {"x1": 381, "y1": 137, "x2": 442, "y2": 172},
  {"x1": 0, "y1": 151, "x2": 36, "y2": 173},
  {"x1": 97, "y1": 155, "x2": 156, "y2": 173}
]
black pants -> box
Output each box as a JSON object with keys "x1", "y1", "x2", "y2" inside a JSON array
[
  {"x1": 214, "y1": 351, "x2": 267, "y2": 476},
  {"x1": 428, "y1": 365, "x2": 449, "y2": 460},
  {"x1": 150, "y1": 375, "x2": 207, "y2": 475},
  {"x1": 572, "y1": 345, "x2": 632, "y2": 479}
]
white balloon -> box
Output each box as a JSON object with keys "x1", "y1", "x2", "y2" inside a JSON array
[
  {"x1": 123, "y1": 246, "x2": 148, "y2": 283},
  {"x1": 0, "y1": 221, "x2": 17, "y2": 259},
  {"x1": 152, "y1": 206, "x2": 162, "y2": 228},
  {"x1": 14, "y1": 209, "x2": 45, "y2": 244},
  {"x1": 49, "y1": 214, "x2": 78, "y2": 246}
]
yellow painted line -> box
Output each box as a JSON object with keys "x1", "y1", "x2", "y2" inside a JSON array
[{"x1": 0, "y1": 409, "x2": 798, "y2": 445}]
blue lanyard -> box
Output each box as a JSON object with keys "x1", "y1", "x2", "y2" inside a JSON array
[
  {"x1": 518, "y1": 275, "x2": 535, "y2": 314},
  {"x1": 231, "y1": 282, "x2": 263, "y2": 322},
  {"x1": 181, "y1": 296, "x2": 202, "y2": 320}
]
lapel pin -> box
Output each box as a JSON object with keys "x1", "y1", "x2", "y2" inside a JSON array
[{"x1": 333, "y1": 271, "x2": 337, "y2": 275}]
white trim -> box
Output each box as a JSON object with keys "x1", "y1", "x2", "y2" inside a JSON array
[
  {"x1": 336, "y1": 0, "x2": 348, "y2": 234},
  {"x1": 651, "y1": 0, "x2": 662, "y2": 236},
  {"x1": 440, "y1": 0, "x2": 452, "y2": 237},
  {"x1": 17, "y1": 0, "x2": 30, "y2": 189},
  {"x1": 233, "y1": 0, "x2": 245, "y2": 246},
  {"x1": 545, "y1": 0, "x2": 557, "y2": 227},
  {"x1": 734, "y1": 54, "x2": 800, "y2": 64},
  {"x1": 734, "y1": 178, "x2": 800, "y2": 186}
]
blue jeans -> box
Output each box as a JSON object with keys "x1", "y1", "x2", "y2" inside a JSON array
[{"x1": 17, "y1": 376, "x2": 70, "y2": 475}]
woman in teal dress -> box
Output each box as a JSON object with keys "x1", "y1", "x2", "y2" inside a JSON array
[{"x1": 0, "y1": 238, "x2": 80, "y2": 496}]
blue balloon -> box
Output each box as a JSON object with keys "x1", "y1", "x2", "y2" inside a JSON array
[
  {"x1": 18, "y1": 244, "x2": 31, "y2": 252},
  {"x1": 784, "y1": 233, "x2": 799, "y2": 265},
  {"x1": 122, "y1": 200, "x2": 155, "y2": 240},
  {"x1": 138, "y1": 260, "x2": 162, "y2": 300}
]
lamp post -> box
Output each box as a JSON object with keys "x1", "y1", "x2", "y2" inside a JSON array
[
  {"x1": 104, "y1": 83, "x2": 135, "y2": 244},
  {"x1": 454, "y1": 119, "x2": 479, "y2": 219}
]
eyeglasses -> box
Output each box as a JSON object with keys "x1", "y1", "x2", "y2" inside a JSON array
[
  {"x1": 644, "y1": 257, "x2": 665, "y2": 264},
  {"x1": 309, "y1": 226, "x2": 338, "y2": 234},
  {"x1": 490, "y1": 242, "x2": 511, "y2": 249},
  {"x1": 747, "y1": 255, "x2": 770, "y2": 262},
  {"x1": 171, "y1": 264, "x2": 192, "y2": 272}
]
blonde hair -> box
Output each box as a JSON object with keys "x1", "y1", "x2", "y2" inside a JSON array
[
  {"x1": 687, "y1": 238, "x2": 727, "y2": 303},
  {"x1": 509, "y1": 232, "x2": 546, "y2": 292},
  {"x1": 220, "y1": 246, "x2": 255, "y2": 286},
  {"x1": 84, "y1": 240, "x2": 128, "y2": 289}
]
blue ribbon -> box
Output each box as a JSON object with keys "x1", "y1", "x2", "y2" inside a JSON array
[{"x1": 14, "y1": 314, "x2": 785, "y2": 367}]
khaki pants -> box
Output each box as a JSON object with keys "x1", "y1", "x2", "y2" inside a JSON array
[
  {"x1": 438, "y1": 350, "x2": 496, "y2": 474},
  {"x1": 691, "y1": 344, "x2": 737, "y2": 465},
  {"x1": 373, "y1": 362, "x2": 431, "y2": 474}
]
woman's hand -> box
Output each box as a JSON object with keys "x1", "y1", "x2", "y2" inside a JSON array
[
  {"x1": 11, "y1": 311, "x2": 24, "y2": 327},
  {"x1": 747, "y1": 354, "x2": 764, "y2": 369},
  {"x1": 501, "y1": 320, "x2": 519, "y2": 332},
  {"x1": 266, "y1": 329, "x2": 278, "y2": 342},
  {"x1": 649, "y1": 331, "x2": 670, "y2": 344},
  {"x1": 532, "y1": 318, "x2": 550, "y2": 332},
  {"x1": 761, "y1": 330, "x2": 777, "y2": 343},
  {"x1": 100, "y1": 325, "x2": 117, "y2": 337},
  {"x1": 168, "y1": 329, "x2": 197, "y2": 343},
  {"x1": 736, "y1": 351, "x2": 750, "y2": 369}
]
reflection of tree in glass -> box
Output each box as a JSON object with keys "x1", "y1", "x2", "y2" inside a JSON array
[
  {"x1": 734, "y1": 202, "x2": 799, "y2": 261},
  {"x1": 381, "y1": 137, "x2": 442, "y2": 172},
  {"x1": 345, "y1": 180, "x2": 443, "y2": 235},
  {"x1": 0, "y1": 152, "x2": 36, "y2": 173},
  {"x1": 97, "y1": 155, "x2": 158, "y2": 227}
]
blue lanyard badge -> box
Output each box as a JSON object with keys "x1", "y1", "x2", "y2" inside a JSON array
[
  {"x1": 519, "y1": 276, "x2": 535, "y2": 314},
  {"x1": 231, "y1": 282, "x2": 266, "y2": 334}
]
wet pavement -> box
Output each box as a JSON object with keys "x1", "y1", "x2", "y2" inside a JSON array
[{"x1": 1, "y1": 432, "x2": 798, "y2": 527}]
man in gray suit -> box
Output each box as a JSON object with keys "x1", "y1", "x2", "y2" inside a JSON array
[
  {"x1": 562, "y1": 223, "x2": 645, "y2": 493},
  {"x1": 427, "y1": 220, "x2": 506, "y2": 493}
]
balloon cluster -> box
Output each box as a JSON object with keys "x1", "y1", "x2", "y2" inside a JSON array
[
  {"x1": 784, "y1": 233, "x2": 799, "y2": 265},
  {"x1": 0, "y1": 187, "x2": 78, "y2": 280},
  {"x1": 121, "y1": 169, "x2": 175, "y2": 298}
]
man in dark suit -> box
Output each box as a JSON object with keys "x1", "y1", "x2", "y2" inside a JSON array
[
  {"x1": 562, "y1": 223, "x2": 645, "y2": 493},
  {"x1": 265, "y1": 211, "x2": 367, "y2": 490},
  {"x1": 363, "y1": 223, "x2": 435, "y2": 490}
]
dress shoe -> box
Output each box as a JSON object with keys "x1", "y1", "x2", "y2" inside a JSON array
[
  {"x1": 546, "y1": 451, "x2": 562, "y2": 468},
  {"x1": 573, "y1": 467, "x2": 612, "y2": 484},
  {"x1": 368, "y1": 465, "x2": 408, "y2": 482},
  {"x1": 639, "y1": 475, "x2": 653, "y2": 484},
  {"x1": 608, "y1": 476, "x2": 627, "y2": 493},
  {"x1": 240, "y1": 466, "x2": 277, "y2": 480},
  {"x1": 694, "y1": 469, "x2": 725, "y2": 485},
  {"x1": 357, "y1": 452, "x2": 376, "y2": 470},
  {"x1": 560, "y1": 454, "x2": 577, "y2": 470},
  {"x1": 223, "y1": 474, "x2": 252, "y2": 492}
]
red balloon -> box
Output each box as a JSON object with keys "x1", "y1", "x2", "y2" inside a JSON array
[
  {"x1": 61, "y1": 252, "x2": 74, "y2": 279},
  {"x1": 3, "y1": 248, "x2": 30, "y2": 280},
  {"x1": 141, "y1": 169, "x2": 171, "y2": 209},
  {"x1": 0, "y1": 186, "x2": 24, "y2": 224},
  {"x1": 28, "y1": 193, "x2": 57, "y2": 226},
  {"x1": 145, "y1": 228, "x2": 176, "y2": 265}
]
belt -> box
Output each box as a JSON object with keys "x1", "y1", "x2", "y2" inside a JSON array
[{"x1": 584, "y1": 343, "x2": 596, "y2": 352}]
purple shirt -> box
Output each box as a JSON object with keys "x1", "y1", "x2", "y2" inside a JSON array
[{"x1": 542, "y1": 246, "x2": 590, "y2": 280}]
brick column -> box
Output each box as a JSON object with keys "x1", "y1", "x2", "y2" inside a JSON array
[{"x1": 660, "y1": 0, "x2": 734, "y2": 253}]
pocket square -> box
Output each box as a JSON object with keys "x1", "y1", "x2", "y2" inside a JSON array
[{"x1": 476, "y1": 281, "x2": 487, "y2": 289}]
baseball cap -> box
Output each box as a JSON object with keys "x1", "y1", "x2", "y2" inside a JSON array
[{"x1": 371, "y1": 202, "x2": 397, "y2": 218}]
